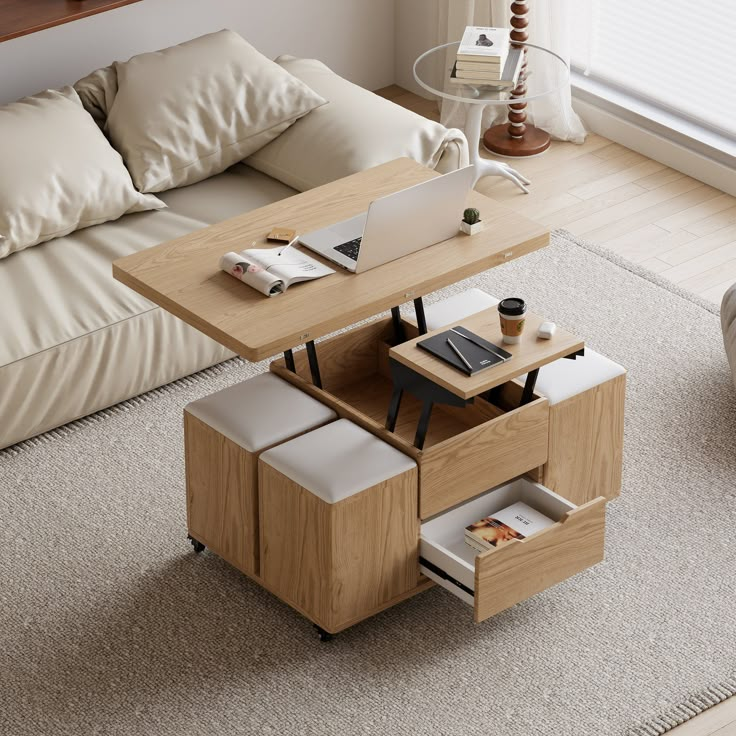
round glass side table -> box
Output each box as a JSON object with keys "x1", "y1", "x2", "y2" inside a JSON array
[{"x1": 413, "y1": 42, "x2": 569, "y2": 193}]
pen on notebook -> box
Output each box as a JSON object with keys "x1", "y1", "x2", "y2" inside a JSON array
[
  {"x1": 449, "y1": 327, "x2": 508, "y2": 361},
  {"x1": 446, "y1": 338, "x2": 473, "y2": 372},
  {"x1": 278, "y1": 235, "x2": 299, "y2": 256}
]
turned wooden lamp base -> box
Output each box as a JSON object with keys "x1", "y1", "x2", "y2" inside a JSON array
[{"x1": 482, "y1": 123, "x2": 551, "y2": 157}]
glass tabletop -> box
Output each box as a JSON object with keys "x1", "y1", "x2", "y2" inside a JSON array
[{"x1": 413, "y1": 41, "x2": 569, "y2": 106}]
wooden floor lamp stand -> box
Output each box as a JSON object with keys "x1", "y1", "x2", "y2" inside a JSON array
[{"x1": 483, "y1": 0, "x2": 551, "y2": 158}]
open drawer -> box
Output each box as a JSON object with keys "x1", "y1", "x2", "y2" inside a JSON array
[{"x1": 420, "y1": 476, "x2": 606, "y2": 622}]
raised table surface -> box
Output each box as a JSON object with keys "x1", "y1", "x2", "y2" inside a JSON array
[
  {"x1": 113, "y1": 158, "x2": 549, "y2": 362},
  {"x1": 389, "y1": 307, "x2": 584, "y2": 400}
]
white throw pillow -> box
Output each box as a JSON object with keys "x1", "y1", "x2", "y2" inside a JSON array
[
  {"x1": 0, "y1": 87, "x2": 164, "y2": 259},
  {"x1": 104, "y1": 30, "x2": 326, "y2": 193},
  {"x1": 246, "y1": 56, "x2": 468, "y2": 191}
]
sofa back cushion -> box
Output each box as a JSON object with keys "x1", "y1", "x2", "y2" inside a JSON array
[
  {"x1": 74, "y1": 64, "x2": 117, "y2": 130},
  {"x1": 100, "y1": 29, "x2": 325, "y2": 193},
  {"x1": 0, "y1": 87, "x2": 164, "y2": 259},
  {"x1": 246, "y1": 57, "x2": 469, "y2": 192}
]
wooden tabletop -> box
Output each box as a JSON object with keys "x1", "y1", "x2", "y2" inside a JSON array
[
  {"x1": 113, "y1": 158, "x2": 549, "y2": 362},
  {"x1": 389, "y1": 307, "x2": 584, "y2": 399}
]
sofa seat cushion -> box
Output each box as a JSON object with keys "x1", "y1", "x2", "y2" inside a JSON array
[{"x1": 0, "y1": 165, "x2": 297, "y2": 449}]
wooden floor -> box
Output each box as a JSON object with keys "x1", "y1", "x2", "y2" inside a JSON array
[
  {"x1": 377, "y1": 85, "x2": 736, "y2": 735},
  {"x1": 377, "y1": 85, "x2": 736, "y2": 306}
]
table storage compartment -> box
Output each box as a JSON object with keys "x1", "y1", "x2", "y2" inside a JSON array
[
  {"x1": 270, "y1": 317, "x2": 550, "y2": 519},
  {"x1": 420, "y1": 476, "x2": 606, "y2": 622}
]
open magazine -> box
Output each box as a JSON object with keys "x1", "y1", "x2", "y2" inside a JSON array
[{"x1": 219, "y1": 240, "x2": 335, "y2": 297}]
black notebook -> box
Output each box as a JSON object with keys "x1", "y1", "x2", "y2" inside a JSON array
[{"x1": 417, "y1": 326, "x2": 512, "y2": 376}]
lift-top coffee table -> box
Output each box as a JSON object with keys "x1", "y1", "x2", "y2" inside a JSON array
[{"x1": 113, "y1": 158, "x2": 613, "y2": 635}]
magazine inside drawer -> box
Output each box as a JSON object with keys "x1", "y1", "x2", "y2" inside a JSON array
[{"x1": 420, "y1": 476, "x2": 606, "y2": 621}]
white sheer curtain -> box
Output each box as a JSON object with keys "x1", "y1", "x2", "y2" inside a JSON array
[{"x1": 437, "y1": 0, "x2": 586, "y2": 143}]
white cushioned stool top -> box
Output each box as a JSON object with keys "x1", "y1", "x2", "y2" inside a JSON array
[
  {"x1": 260, "y1": 418, "x2": 416, "y2": 504},
  {"x1": 526, "y1": 348, "x2": 626, "y2": 405},
  {"x1": 185, "y1": 373, "x2": 336, "y2": 453},
  {"x1": 423, "y1": 288, "x2": 499, "y2": 331}
]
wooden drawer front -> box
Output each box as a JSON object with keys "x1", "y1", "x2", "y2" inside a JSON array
[
  {"x1": 420, "y1": 397, "x2": 549, "y2": 520},
  {"x1": 419, "y1": 477, "x2": 606, "y2": 623}
]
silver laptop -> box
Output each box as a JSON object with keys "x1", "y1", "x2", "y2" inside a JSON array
[{"x1": 299, "y1": 165, "x2": 476, "y2": 273}]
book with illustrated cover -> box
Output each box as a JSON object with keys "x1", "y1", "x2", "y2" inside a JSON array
[
  {"x1": 220, "y1": 241, "x2": 334, "y2": 297},
  {"x1": 457, "y1": 26, "x2": 510, "y2": 61},
  {"x1": 465, "y1": 502, "x2": 555, "y2": 552}
]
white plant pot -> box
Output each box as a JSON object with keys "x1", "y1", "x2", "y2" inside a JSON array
[{"x1": 460, "y1": 220, "x2": 483, "y2": 235}]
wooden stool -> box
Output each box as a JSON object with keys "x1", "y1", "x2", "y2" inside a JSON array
[
  {"x1": 528, "y1": 349, "x2": 626, "y2": 505},
  {"x1": 259, "y1": 418, "x2": 418, "y2": 634},
  {"x1": 184, "y1": 373, "x2": 337, "y2": 576},
  {"x1": 412, "y1": 287, "x2": 499, "y2": 331}
]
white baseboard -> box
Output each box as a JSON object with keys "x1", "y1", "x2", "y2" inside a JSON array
[{"x1": 572, "y1": 80, "x2": 736, "y2": 198}]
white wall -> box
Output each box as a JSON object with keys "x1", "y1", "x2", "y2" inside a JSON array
[
  {"x1": 394, "y1": 0, "x2": 438, "y2": 97},
  {"x1": 0, "y1": 0, "x2": 395, "y2": 104}
]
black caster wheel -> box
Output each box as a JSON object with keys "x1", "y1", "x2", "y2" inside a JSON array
[
  {"x1": 315, "y1": 625, "x2": 334, "y2": 643},
  {"x1": 188, "y1": 535, "x2": 205, "y2": 554}
]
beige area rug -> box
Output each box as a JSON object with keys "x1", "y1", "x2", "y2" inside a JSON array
[{"x1": 2, "y1": 231, "x2": 735, "y2": 736}]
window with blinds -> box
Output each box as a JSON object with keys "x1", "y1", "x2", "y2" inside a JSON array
[{"x1": 569, "y1": 1, "x2": 736, "y2": 138}]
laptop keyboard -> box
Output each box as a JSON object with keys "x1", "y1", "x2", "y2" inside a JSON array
[{"x1": 334, "y1": 237, "x2": 362, "y2": 261}]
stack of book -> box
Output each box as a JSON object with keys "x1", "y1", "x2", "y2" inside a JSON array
[
  {"x1": 464, "y1": 501, "x2": 554, "y2": 552},
  {"x1": 450, "y1": 25, "x2": 522, "y2": 89}
]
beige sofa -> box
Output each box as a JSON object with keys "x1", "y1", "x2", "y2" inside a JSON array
[{"x1": 0, "y1": 53, "x2": 467, "y2": 451}]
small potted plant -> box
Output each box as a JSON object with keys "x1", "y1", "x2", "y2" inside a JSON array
[{"x1": 460, "y1": 207, "x2": 483, "y2": 235}]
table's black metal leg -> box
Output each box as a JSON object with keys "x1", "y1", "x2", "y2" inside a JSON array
[
  {"x1": 391, "y1": 306, "x2": 406, "y2": 344},
  {"x1": 306, "y1": 340, "x2": 322, "y2": 389},
  {"x1": 413, "y1": 297, "x2": 428, "y2": 335},
  {"x1": 483, "y1": 385, "x2": 504, "y2": 406},
  {"x1": 385, "y1": 387, "x2": 403, "y2": 432},
  {"x1": 389, "y1": 359, "x2": 468, "y2": 449},
  {"x1": 520, "y1": 367, "x2": 539, "y2": 406},
  {"x1": 414, "y1": 400, "x2": 434, "y2": 450},
  {"x1": 283, "y1": 349, "x2": 296, "y2": 372}
]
